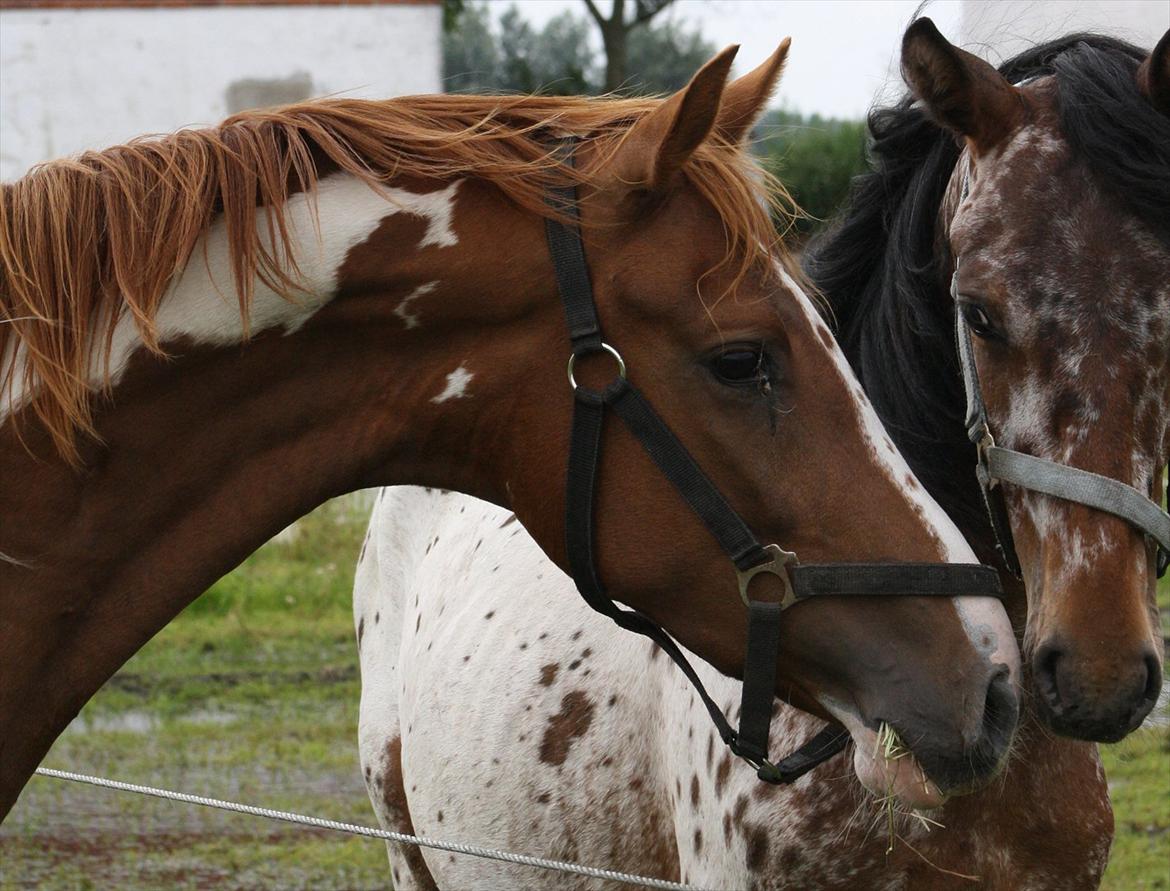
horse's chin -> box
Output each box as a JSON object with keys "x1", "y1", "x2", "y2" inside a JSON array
[
  {"x1": 816, "y1": 697, "x2": 950, "y2": 809},
  {"x1": 847, "y1": 723, "x2": 948, "y2": 810}
]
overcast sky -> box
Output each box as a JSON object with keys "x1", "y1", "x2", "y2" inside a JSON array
[
  {"x1": 507, "y1": 0, "x2": 964, "y2": 118},
  {"x1": 505, "y1": 0, "x2": 1167, "y2": 117}
]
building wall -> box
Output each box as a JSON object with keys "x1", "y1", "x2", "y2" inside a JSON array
[
  {"x1": 960, "y1": 0, "x2": 1167, "y2": 63},
  {"x1": 0, "y1": 2, "x2": 442, "y2": 179}
]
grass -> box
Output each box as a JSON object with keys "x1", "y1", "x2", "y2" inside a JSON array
[
  {"x1": 2, "y1": 494, "x2": 389, "y2": 891},
  {"x1": 1099, "y1": 572, "x2": 1170, "y2": 891},
  {"x1": 2, "y1": 494, "x2": 1168, "y2": 889}
]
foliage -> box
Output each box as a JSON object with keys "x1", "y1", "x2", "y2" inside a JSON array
[
  {"x1": 442, "y1": 1, "x2": 712, "y2": 96},
  {"x1": 442, "y1": 0, "x2": 464, "y2": 34},
  {"x1": 497, "y1": 7, "x2": 596, "y2": 96},
  {"x1": 624, "y1": 15, "x2": 716, "y2": 94},
  {"x1": 755, "y1": 109, "x2": 869, "y2": 235},
  {"x1": 441, "y1": 1, "x2": 501, "y2": 93}
]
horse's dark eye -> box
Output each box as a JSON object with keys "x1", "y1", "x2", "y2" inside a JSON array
[
  {"x1": 961, "y1": 302, "x2": 997, "y2": 339},
  {"x1": 711, "y1": 347, "x2": 766, "y2": 386}
]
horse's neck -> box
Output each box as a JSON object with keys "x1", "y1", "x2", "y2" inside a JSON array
[{"x1": 0, "y1": 173, "x2": 554, "y2": 815}]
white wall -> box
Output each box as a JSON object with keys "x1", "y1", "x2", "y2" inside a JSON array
[
  {"x1": 961, "y1": 0, "x2": 1167, "y2": 62},
  {"x1": 0, "y1": 4, "x2": 442, "y2": 180}
]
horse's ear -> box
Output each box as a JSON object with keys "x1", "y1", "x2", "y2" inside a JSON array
[
  {"x1": 604, "y1": 44, "x2": 739, "y2": 199},
  {"x1": 1137, "y1": 29, "x2": 1170, "y2": 117},
  {"x1": 716, "y1": 38, "x2": 791, "y2": 144},
  {"x1": 900, "y1": 17, "x2": 1024, "y2": 152}
]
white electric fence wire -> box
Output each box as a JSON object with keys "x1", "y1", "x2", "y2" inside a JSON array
[{"x1": 33, "y1": 767, "x2": 711, "y2": 891}]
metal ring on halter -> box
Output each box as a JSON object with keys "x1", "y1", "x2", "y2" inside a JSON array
[
  {"x1": 736, "y1": 543, "x2": 799, "y2": 609},
  {"x1": 738, "y1": 749, "x2": 780, "y2": 777},
  {"x1": 567, "y1": 343, "x2": 626, "y2": 391}
]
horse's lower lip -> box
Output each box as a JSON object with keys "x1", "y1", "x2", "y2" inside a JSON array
[{"x1": 850, "y1": 732, "x2": 949, "y2": 810}]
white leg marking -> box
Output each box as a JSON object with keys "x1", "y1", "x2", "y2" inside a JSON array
[{"x1": 431, "y1": 364, "x2": 473, "y2": 404}]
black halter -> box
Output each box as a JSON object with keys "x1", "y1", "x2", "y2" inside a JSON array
[{"x1": 545, "y1": 139, "x2": 1004, "y2": 784}]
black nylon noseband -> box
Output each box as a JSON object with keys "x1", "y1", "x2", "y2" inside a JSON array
[{"x1": 545, "y1": 139, "x2": 1004, "y2": 785}]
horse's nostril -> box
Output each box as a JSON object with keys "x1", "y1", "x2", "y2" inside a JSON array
[
  {"x1": 1031, "y1": 641, "x2": 1160, "y2": 740},
  {"x1": 1141, "y1": 649, "x2": 1162, "y2": 704},
  {"x1": 980, "y1": 666, "x2": 1018, "y2": 753},
  {"x1": 916, "y1": 665, "x2": 1019, "y2": 794},
  {"x1": 1032, "y1": 642, "x2": 1065, "y2": 712},
  {"x1": 984, "y1": 667, "x2": 1014, "y2": 728}
]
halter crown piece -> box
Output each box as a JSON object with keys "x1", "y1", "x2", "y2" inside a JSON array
[
  {"x1": 545, "y1": 137, "x2": 1005, "y2": 784},
  {"x1": 952, "y1": 170, "x2": 1170, "y2": 580}
]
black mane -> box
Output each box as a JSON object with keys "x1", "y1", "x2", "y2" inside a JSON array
[{"x1": 804, "y1": 32, "x2": 1169, "y2": 548}]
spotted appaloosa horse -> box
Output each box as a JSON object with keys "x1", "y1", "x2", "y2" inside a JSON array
[
  {"x1": 0, "y1": 41, "x2": 1020, "y2": 818},
  {"x1": 355, "y1": 24, "x2": 1169, "y2": 891},
  {"x1": 813, "y1": 20, "x2": 1170, "y2": 745}
]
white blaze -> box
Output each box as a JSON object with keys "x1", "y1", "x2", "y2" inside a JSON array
[{"x1": 778, "y1": 266, "x2": 1019, "y2": 680}]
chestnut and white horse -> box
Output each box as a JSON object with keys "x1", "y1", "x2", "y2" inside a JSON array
[
  {"x1": 0, "y1": 40, "x2": 1017, "y2": 817},
  {"x1": 355, "y1": 23, "x2": 1170, "y2": 891}
]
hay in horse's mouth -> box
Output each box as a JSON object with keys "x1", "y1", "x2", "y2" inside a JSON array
[
  {"x1": 873, "y1": 722, "x2": 945, "y2": 854},
  {"x1": 847, "y1": 718, "x2": 946, "y2": 813}
]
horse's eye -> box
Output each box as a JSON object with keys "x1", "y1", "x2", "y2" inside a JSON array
[
  {"x1": 711, "y1": 347, "x2": 766, "y2": 386},
  {"x1": 961, "y1": 302, "x2": 997, "y2": 339}
]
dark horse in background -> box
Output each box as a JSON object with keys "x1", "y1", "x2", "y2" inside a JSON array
[
  {"x1": 812, "y1": 23, "x2": 1169, "y2": 741},
  {"x1": 805, "y1": 21, "x2": 1170, "y2": 886}
]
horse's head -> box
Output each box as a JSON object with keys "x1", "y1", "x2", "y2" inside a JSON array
[
  {"x1": 501, "y1": 43, "x2": 1019, "y2": 804},
  {"x1": 903, "y1": 20, "x2": 1170, "y2": 741}
]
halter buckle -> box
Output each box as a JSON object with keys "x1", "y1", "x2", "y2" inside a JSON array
[
  {"x1": 976, "y1": 424, "x2": 996, "y2": 455},
  {"x1": 567, "y1": 343, "x2": 626, "y2": 391},
  {"x1": 736, "y1": 544, "x2": 799, "y2": 609},
  {"x1": 739, "y1": 749, "x2": 783, "y2": 782},
  {"x1": 975, "y1": 425, "x2": 1001, "y2": 488}
]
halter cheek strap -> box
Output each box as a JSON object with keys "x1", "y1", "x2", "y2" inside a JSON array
[
  {"x1": 953, "y1": 272, "x2": 1170, "y2": 578},
  {"x1": 545, "y1": 137, "x2": 1004, "y2": 785}
]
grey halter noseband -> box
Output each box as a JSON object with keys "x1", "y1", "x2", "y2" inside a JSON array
[{"x1": 952, "y1": 265, "x2": 1170, "y2": 580}]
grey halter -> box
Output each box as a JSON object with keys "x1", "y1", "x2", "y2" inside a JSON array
[
  {"x1": 951, "y1": 145, "x2": 1169, "y2": 579},
  {"x1": 952, "y1": 272, "x2": 1170, "y2": 578}
]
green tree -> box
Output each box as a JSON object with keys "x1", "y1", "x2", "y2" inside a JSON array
[
  {"x1": 625, "y1": 15, "x2": 715, "y2": 94},
  {"x1": 756, "y1": 109, "x2": 868, "y2": 234},
  {"x1": 497, "y1": 7, "x2": 596, "y2": 95},
  {"x1": 442, "y1": 2, "x2": 708, "y2": 97},
  {"x1": 582, "y1": 0, "x2": 676, "y2": 92},
  {"x1": 442, "y1": 2, "x2": 499, "y2": 93}
]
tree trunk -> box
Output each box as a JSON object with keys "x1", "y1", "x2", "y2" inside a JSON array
[{"x1": 601, "y1": 0, "x2": 627, "y2": 93}]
